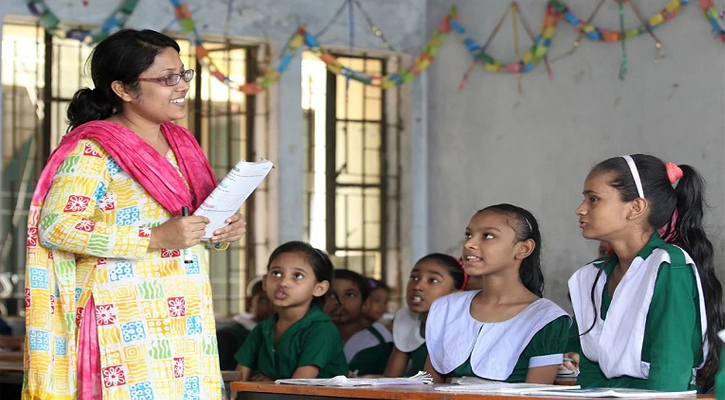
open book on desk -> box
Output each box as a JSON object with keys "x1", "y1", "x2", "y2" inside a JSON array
[{"x1": 193, "y1": 159, "x2": 273, "y2": 239}]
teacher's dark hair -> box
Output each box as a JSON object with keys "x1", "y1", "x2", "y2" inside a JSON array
[{"x1": 66, "y1": 29, "x2": 180, "y2": 131}]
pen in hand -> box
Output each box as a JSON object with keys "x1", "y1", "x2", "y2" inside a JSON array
[{"x1": 181, "y1": 206, "x2": 193, "y2": 264}]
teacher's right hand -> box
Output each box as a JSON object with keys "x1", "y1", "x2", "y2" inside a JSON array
[{"x1": 149, "y1": 215, "x2": 210, "y2": 249}]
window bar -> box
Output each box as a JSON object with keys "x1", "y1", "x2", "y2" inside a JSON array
[
  {"x1": 380, "y1": 57, "x2": 389, "y2": 282},
  {"x1": 245, "y1": 46, "x2": 258, "y2": 297},
  {"x1": 361, "y1": 57, "x2": 368, "y2": 276},
  {"x1": 325, "y1": 65, "x2": 337, "y2": 255},
  {"x1": 225, "y1": 45, "x2": 234, "y2": 314}
]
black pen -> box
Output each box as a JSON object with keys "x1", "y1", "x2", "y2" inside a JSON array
[{"x1": 181, "y1": 206, "x2": 193, "y2": 264}]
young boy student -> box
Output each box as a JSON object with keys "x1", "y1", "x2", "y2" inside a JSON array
[
  {"x1": 324, "y1": 269, "x2": 393, "y2": 376},
  {"x1": 216, "y1": 276, "x2": 274, "y2": 370}
]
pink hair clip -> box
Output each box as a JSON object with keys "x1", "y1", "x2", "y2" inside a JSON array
[
  {"x1": 448, "y1": 255, "x2": 469, "y2": 290},
  {"x1": 664, "y1": 162, "x2": 683, "y2": 184}
]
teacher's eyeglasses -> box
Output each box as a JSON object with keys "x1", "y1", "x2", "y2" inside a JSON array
[{"x1": 138, "y1": 69, "x2": 195, "y2": 86}]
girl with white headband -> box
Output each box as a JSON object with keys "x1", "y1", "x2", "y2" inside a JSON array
[{"x1": 568, "y1": 154, "x2": 724, "y2": 392}]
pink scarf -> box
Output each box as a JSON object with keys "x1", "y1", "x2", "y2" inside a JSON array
[{"x1": 31, "y1": 120, "x2": 216, "y2": 214}]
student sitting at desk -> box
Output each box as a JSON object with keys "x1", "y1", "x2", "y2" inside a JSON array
[
  {"x1": 383, "y1": 253, "x2": 467, "y2": 377},
  {"x1": 217, "y1": 276, "x2": 274, "y2": 370},
  {"x1": 425, "y1": 204, "x2": 570, "y2": 384},
  {"x1": 567, "y1": 155, "x2": 724, "y2": 392},
  {"x1": 363, "y1": 278, "x2": 392, "y2": 329},
  {"x1": 325, "y1": 269, "x2": 393, "y2": 376},
  {"x1": 235, "y1": 241, "x2": 348, "y2": 380}
]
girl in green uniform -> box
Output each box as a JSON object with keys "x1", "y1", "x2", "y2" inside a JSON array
[
  {"x1": 568, "y1": 154, "x2": 725, "y2": 392},
  {"x1": 425, "y1": 204, "x2": 571, "y2": 383},
  {"x1": 383, "y1": 253, "x2": 468, "y2": 377},
  {"x1": 235, "y1": 241, "x2": 348, "y2": 380}
]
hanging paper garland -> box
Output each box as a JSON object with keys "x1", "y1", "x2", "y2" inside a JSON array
[
  {"x1": 450, "y1": 3, "x2": 559, "y2": 75},
  {"x1": 27, "y1": 0, "x2": 724, "y2": 93},
  {"x1": 549, "y1": 0, "x2": 687, "y2": 42},
  {"x1": 25, "y1": 0, "x2": 138, "y2": 44},
  {"x1": 170, "y1": 0, "x2": 456, "y2": 93},
  {"x1": 302, "y1": 6, "x2": 456, "y2": 89},
  {"x1": 169, "y1": 0, "x2": 239, "y2": 89},
  {"x1": 239, "y1": 28, "x2": 308, "y2": 95},
  {"x1": 698, "y1": 0, "x2": 725, "y2": 41}
]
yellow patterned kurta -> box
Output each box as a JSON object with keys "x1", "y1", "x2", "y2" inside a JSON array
[{"x1": 25, "y1": 139, "x2": 221, "y2": 400}]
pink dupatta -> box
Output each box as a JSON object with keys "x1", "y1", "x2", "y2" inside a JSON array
[{"x1": 31, "y1": 120, "x2": 216, "y2": 214}]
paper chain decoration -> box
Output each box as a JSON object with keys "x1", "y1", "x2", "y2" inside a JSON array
[
  {"x1": 169, "y1": 2, "x2": 457, "y2": 94},
  {"x1": 452, "y1": 2, "x2": 557, "y2": 76},
  {"x1": 25, "y1": 0, "x2": 725, "y2": 92},
  {"x1": 25, "y1": 0, "x2": 138, "y2": 43}
]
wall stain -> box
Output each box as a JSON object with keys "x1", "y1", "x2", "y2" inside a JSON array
[{"x1": 667, "y1": 83, "x2": 679, "y2": 100}]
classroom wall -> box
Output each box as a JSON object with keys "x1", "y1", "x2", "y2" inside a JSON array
[
  {"x1": 0, "y1": 0, "x2": 430, "y2": 289},
  {"x1": 1, "y1": 0, "x2": 723, "y2": 311},
  {"x1": 423, "y1": 0, "x2": 725, "y2": 309}
]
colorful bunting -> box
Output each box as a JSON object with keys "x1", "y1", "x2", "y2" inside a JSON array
[
  {"x1": 25, "y1": 0, "x2": 725, "y2": 92},
  {"x1": 25, "y1": 0, "x2": 138, "y2": 44}
]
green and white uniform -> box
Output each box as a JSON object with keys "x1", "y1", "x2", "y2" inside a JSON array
[
  {"x1": 345, "y1": 322, "x2": 394, "y2": 376},
  {"x1": 568, "y1": 233, "x2": 707, "y2": 391},
  {"x1": 392, "y1": 307, "x2": 427, "y2": 375},
  {"x1": 426, "y1": 291, "x2": 570, "y2": 382}
]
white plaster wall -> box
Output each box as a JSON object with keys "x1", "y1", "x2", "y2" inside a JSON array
[{"x1": 424, "y1": 0, "x2": 725, "y2": 309}]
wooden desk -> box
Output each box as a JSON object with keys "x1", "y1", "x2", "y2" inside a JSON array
[{"x1": 230, "y1": 382, "x2": 716, "y2": 400}]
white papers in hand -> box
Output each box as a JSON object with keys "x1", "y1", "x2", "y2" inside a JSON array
[{"x1": 193, "y1": 159, "x2": 273, "y2": 239}]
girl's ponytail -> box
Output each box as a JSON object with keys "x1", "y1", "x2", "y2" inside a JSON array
[{"x1": 673, "y1": 165, "x2": 725, "y2": 392}]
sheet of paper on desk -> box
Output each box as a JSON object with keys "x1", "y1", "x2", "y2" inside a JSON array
[
  {"x1": 530, "y1": 388, "x2": 698, "y2": 398},
  {"x1": 193, "y1": 159, "x2": 273, "y2": 239},
  {"x1": 435, "y1": 380, "x2": 581, "y2": 394},
  {"x1": 275, "y1": 371, "x2": 433, "y2": 387}
]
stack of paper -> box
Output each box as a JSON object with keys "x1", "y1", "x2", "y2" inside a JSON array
[
  {"x1": 435, "y1": 381, "x2": 580, "y2": 395},
  {"x1": 531, "y1": 388, "x2": 698, "y2": 398},
  {"x1": 275, "y1": 371, "x2": 433, "y2": 387}
]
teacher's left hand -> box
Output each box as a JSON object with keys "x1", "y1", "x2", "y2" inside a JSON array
[{"x1": 211, "y1": 213, "x2": 247, "y2": 244}]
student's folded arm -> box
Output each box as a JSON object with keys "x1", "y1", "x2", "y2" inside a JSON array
[
  {"x1": 645, "y1": 263, "x2": 699, "y2": 391},
  {"x1": 250, "y1": 373, "x2": 272, "y2": 382},
  {"x1": 236, "y1": 365, "x2": 252, "y2": 381},
  {"x1": 38, "y1": 140, "x2": 150, "y2": 259},
  {"x1": 424, "y1": 356, "x2": 445, "y2": 383},
  {"x1": 524, "y1": 315, "x2": 570, "y2": 384},
  {"x1": 526, "y1": 364, "x2": 560, "y2": 384},
  {"x1": 383, "y1": 346, "x2": 410, "y2": 377},
  {"x1": 292, "y1": 365, "x2": 322, "y2": 379}
]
